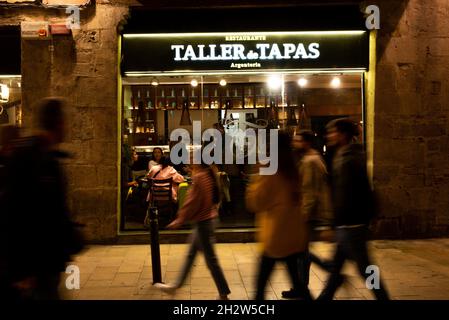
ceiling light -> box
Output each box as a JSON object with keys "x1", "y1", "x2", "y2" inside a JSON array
[
  {"x1": 297, "y1": 77, "x2": 308, "y2": 87},
  {"x1": 331, "y1": 77, "x2": 341, "y2": 88},
  {"x1": 191, "y1": 79, "x2": 198, "y2": 87},
  {"x1": 267, "y1": 75, "x2": 282, "y2": 90},
  {"x1": 219, "y1": 79, "x2": 227, "y2": 86}
]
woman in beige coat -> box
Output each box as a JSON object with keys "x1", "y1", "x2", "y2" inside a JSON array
[{"x1": 246, "y1": 131, "x2": 311, "y2": 300}]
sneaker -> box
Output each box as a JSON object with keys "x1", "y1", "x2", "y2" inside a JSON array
[{"x1": 154, "y1": 282, "x2": 177, "y2": 295}]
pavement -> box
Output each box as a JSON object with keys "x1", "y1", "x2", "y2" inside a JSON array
[{"x1": 61, "y1": 238, "x2": 449, "y2": 300}]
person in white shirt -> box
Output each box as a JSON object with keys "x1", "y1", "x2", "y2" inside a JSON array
[
  {"x1": 148, "y1": 147, "x2": 163, "y2": 171},
  {"x1": 147, "y1": 156, "x2": 184, "y2": 202}
]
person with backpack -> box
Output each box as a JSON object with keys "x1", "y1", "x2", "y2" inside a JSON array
[
  {"x1": 317, "y1": 118, "x2": 389, "y2": 300},
  {"x1": 154, "y1": 162, "x2": 231, "y2": 300}
]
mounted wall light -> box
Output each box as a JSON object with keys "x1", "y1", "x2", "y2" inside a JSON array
[
  {"x1": 297, "y1": 77, "x2": 308, "y2": 87},
  {"x1": 151, "y1": 78, "x2": 159, "y2": 86},
  {"x1": 190, "y1": 79, "x2": 198, "y2": 87},
  {"x1": 219, "y1": 79, "x2": 227, "y2": 86},
  {"x1": 331, "y1": 77, "x2": 341, "y2": 88}
]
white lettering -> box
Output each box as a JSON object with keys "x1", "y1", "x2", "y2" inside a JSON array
[
  {"x1": 209, "y1": 44, "x2": 218, "y2": 60},
  {"x1": 66, "y1": 6, "x2": 80, "y2": 30},
  {"x1": 202, "y1": 129, "x2": 223, "y2": 165},
  {"x1": 267, "y1": 43, "x2": 283, "y2": 60},
  {"x1": 65, "y1": 265, "x2": 80, "y2": 290},
  {"x1": 170, "y1": 129, "x2": 190, "y2": 164},
  {"x1": 365, "y1": 5, "x2": 380, "y2": 30},
  {"x1": 293, "y1": 43, "x2": 309, "y2": 59},
  {"x1": 283, "y1": 43, "x2": 296, "y2": 59},
  {"x1": 182, "y1": 45, "x2": 197, "y2": 61},
  {"x1": 256, "y1": 43, "x2": 270, "y2": 59},
  {"x1": 258, "y1": 129, "x2": 278, "y2": 175},
  {"x1": 172, "y1": 43, "x2": 321, "y2": 62},
  {"x1": 220, "y1": 44, "x2": 233, "y2": 60},
  {"x1": 197, "y1": 44, "x2": 209, "y2": 60},
  {"x1": 233, "y1": 44, "x2": 246, "y2": 60},
  {"x1": 308, "y1": 43, "x2": 320, "y2": 59},
  {"x1": 366, "y1": 265, "x2": 381, "y2": 290},
  {"x1": 171, "y1": 45, "x2": 184, "y2": 61}
]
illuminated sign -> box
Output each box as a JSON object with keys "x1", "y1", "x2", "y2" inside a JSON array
[
  {"x1": 121, "y1": 31, "x2": 369, "y2": 75},
  {"x1": 170, "y1": 43, "x2": 320, "y2": 61}
]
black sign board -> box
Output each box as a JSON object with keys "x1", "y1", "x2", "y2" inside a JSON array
[
  {"x1": 0, "y1": 26, "x2": 21, "y2": 75},
  {"x1": 121, "y1": 31, "x2": 369, "y2": 75}
]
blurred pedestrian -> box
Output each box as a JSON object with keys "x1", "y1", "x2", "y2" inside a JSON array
[
  {"x1": 0, "y1": 125, "x2": 20, "y2": 198},
  {"x1": 246, "y1": 131, "x2": 311, "y2": 301},
  {"x1": 154, "y1": 161, "x2": 231, "y2": 300},
  {"x1": 282, "y1": 130, "x2": 334, "y2": 299},
  {"x1": 317, "y1": 118, "x2": 389, "y2": 300},
  {"x1": 3, "y1": 97, "x2": 84, "y2": 300},
  {"x1": 0, "y1": 125, "x2": 20, "y2": 298}
]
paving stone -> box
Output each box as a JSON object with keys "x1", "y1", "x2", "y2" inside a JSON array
[
  {"x1": 62, "y1": 240, "x2": 449, "y2": 300},
  {"x1": 89, "y1": 266, "x2": 119, "y2": 281},
  {"x1": 111, "y1": 272, "x2": 140, "y2": 287}
]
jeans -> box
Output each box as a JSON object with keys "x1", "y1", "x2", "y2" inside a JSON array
[
  {"x1": 299, "y1": 250, "x2": 336, "y2": 286},
  {"x1": 319, "y1": 225, "x2": 390, "y2": 300},
  {"x1": 255, "y1": 252, "x2": 311, "y2": 300},
  {"x1": 175, "y1": 219, "x2": 230, "y2": 296}
]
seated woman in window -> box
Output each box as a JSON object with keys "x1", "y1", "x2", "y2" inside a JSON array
[
  {"x1": 148, "y1": 147, "x2": 163, "y2": 171},
  {"x1": 147, "y1": 156, "x2": 185, "y2": 202}
]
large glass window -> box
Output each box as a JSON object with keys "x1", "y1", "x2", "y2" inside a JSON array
[
  {"x1": 0, "y1": 76, "x2": 22, "y2": 126},
  {"x1": 120, "y1": 72, "x2": 364, "y2": 231}
]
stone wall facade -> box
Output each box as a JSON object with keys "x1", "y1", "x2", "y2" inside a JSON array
[
  {"x1": 1, "y1": 0, "x2": 448, "y2": 242},
  {"x1": 0, "y1": 1, "x2": 131, "y2": 242},
  {"x1": 371, "y1": 0, "x2": 449, "y2": 238}
]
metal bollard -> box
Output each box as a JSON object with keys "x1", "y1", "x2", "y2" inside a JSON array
[{"x1": 148, "y1": 206, "x2": 162, "y2": 284}]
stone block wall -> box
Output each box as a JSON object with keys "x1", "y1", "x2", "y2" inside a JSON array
[
  {"x1": 0, "y1": 1, "x2": 130, "y2": 242},
  {"x1": 371, "y1": 0, "x2": 449, "y2": 238}
]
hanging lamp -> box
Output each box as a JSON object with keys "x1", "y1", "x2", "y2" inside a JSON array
[
  {"x1": 179, "y1": 99, "x2": 192, "y2": 125},
  {"x1": 298, "y1": 103, "x2": 311, "y2": 131}
]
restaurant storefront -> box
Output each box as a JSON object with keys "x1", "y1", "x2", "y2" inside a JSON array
[
  {"x1": 2, "y1": 1, "x2": 447, "y2": 242},
  {"x1": 118, "y1": 6, "x2": 372, "y2": 238},
  {"x1": 0, "y1": 26, "x2": 22, "y2": 127}
]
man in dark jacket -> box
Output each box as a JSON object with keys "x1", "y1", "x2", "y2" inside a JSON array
[
  {"x1": 3, "y1": 98, "x2": 82, "y2": 300},
  {"x1": 317, "y1": 118, "x2": 389, "y2": 300}
]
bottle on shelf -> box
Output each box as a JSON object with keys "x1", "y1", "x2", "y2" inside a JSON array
[
  {"x1": 267, "y1": 98, "x2": 279, "y2": 129},
  {"x1": 146, "y1": 89, "x2": 153, "y2": 109}
]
